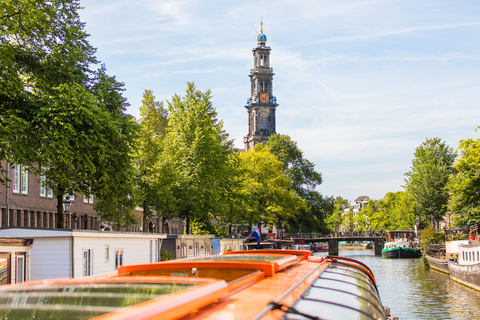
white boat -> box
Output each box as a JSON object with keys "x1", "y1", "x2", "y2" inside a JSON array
[{"x1": 448, "y1": 224, "x2": 480, "y2": 291}]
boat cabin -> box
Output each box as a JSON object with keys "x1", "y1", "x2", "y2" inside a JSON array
[{"x1": 387, "y1": 230, "x2": 415, "y2": 242}]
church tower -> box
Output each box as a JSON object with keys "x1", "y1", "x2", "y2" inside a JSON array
[{"x1": 243, "y1": 23, "x2": 278, "y2": 151}]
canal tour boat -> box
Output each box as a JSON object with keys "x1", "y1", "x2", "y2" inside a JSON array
[
  {"x1": 382, "y1": 230, "x2": 421, "y2": 259},
  {"x1": 448, "y1": 224, "x2": 480, "y2": 291},
  {"x1": 0, "y1": 249, "x2": 396, "y2": 319}
]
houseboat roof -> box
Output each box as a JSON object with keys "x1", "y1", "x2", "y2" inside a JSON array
[{"x1": 0, "y1": 249, "x2": 389, "y2": 319}]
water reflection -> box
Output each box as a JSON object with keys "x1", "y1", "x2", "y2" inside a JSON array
[{"x1": 314, "y1": 249, "x2": 480, "y2": 319}]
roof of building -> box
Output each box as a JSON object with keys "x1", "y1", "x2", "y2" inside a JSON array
[{"x1": 354, "y1": 196, "x2": 369, "y2": 202}]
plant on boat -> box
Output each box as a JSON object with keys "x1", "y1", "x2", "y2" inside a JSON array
[{"x1": 160, "y1": 249, "x2": 175, "y2": 261}]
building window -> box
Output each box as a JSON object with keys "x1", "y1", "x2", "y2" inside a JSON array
[
  {"x1": 16, "y1": 255, "x2": 25, "y2": 283},
  {"x1": 13, "y1": 164, "x2": 28, "y2": 194},
  {"x1": 40, "y1": 173, "x2": 53, "y2": 198},
  {"x1": 84, "y1": 193, "x2": 94, "y2": 204},
  {"x1": 105, "y1": 245, "x2": 110, "y2": 263},
  {"x1": 115, "y1": 249, "x2": 123, "y2": 270},
  {"x1": 83, "y1": 249, "x2": 93, "y2": 276},
  {"x1": 259, "y1": 81, "x2": 268, "y2": 92}
]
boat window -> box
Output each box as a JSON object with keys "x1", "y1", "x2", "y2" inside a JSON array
[
  {"x1": 125, "y1": 267, "x2": 260, "y2": 282},
  {"x1": 0, "y1": 280, "x2": 210, "y2": 320}
]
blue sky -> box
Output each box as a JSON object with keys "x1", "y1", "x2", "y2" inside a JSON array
[{"x1": 79, "y1": 0, "x2": 480, "y2": 204}]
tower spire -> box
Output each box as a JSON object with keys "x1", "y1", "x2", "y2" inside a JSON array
[{"x1": 244, "y1": 22, "x2": 278, "y2": 151}]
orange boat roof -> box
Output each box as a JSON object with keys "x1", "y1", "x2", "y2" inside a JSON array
[{"x1": 0, "y1": 250, "x2": 387, "y2": 320}]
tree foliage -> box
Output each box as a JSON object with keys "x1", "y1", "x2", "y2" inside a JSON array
[
  {"x1": 264, "y1": 134, "x2": 329, "y2": 233},
  {"x1": 135, "y1": 89, "x2": 168, "y2": 232},
  {"x1": 447, "y1": 128, "x2": 480, "y2": 226},
  {"x1": 404, "y1": 138, "x2": 456, "y2": 228},
  {"x1": 152, "y1": 83, "x2": 233, "y2": 234},
  {"x1": 1, "y1": 1, "x2": 138, "y2": 227},
  {"x1": 326, "y1": 197, "x2": 348, "y2": 234},
  {"x1": 236, "y1": 147, "x2": 308, "y2": 228},
  {"x1": 362, "y1": 192, "x2": 415, "y2": 232}
]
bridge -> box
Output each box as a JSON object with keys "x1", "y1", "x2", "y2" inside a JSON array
[{"x1": 302, "y1": 236, "x2": 386, "y2": 256}]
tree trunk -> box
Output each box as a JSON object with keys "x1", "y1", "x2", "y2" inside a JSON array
[
  {"x1": 142, "y1": 199, "x2": 147, "y2": 233},
  {"x1": 56, "y1": 193, "x2": 64, "y2": 229},
  {"x1": 185, "y1": 212, "x2": 190, "y2": 235}
]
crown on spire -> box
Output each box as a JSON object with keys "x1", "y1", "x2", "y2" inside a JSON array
[{"x1": 257, "y1": 18, "x2": 267, "y2": 45}]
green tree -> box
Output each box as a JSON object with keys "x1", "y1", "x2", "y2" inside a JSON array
[
  {"x1": 365, "y1": 192, "x2": 415, "y2": 231},
  {"x1": 447, "y1": 128, "x2": 480, "y2": 226},
  {"x1": 1, "y1": 0, "x2": 96, "y2": 176},
  {"x1": 326, "y1": 197, "x2": 348, "y2": 235},
  {"x1": 264, "y1": 134, "x2": 328, "y2": 233},
  {"x1": 236, "y1": 147, "x2": 308, "y2": 229},
  {"x1": 154, "y1": 83, "x2": 233, "y2": 234},
  {"x1": 1, "y1": 1, "x2": 138, "y2": 227},
  {"x1": 135, "y1": 89, "x2": 168, "y2": 232},
  {"x1": 404, "y1": 138, "x2": 456, "y2": 228}
]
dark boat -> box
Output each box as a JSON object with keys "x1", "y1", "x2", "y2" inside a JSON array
[{"x1": 425, "y1": 243, "x2": 449, "y2": 273}]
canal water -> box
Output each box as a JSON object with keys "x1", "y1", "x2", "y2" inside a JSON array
[{"x1": 314, "y1": 249, "x2": 480, "y2": 319}]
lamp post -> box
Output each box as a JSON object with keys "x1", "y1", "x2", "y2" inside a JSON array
[{"x1": 63, "y1": 195, "x2": 72, "y2": 228}]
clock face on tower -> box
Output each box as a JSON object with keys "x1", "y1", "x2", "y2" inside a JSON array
[{"x1": 260, "y1": 93, "x2": 269, "y2": 103}]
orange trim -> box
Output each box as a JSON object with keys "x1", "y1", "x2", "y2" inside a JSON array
[{"x1": 222, "y1": 249, "x2": 312, "y2": 259}]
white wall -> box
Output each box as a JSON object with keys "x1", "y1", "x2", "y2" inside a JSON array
[
  {"x1": 73, "y1": 236, "x2": 161, "y2": 277},
  {"x1": 30, "y1": 237, "x2": 71, "y2": 281},
  {"x1": 0, "y1": 228, "x2": 167, "y2": 281}
]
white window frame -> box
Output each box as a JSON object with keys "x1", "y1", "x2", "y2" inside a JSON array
[
  {"x1": 40, "y1": 172, "x2": 54, "y2": 198},
  {"x1": 84, "y1": 193, "x2": 94, "y2": 204},
  {"x1": 20, "y1": 166, "x2": 28, "y2": 194},
  {"x1": 115, "y1": 249, "x2": 124, "y2": 270},
  {"x1": 12, "y1": 164, "x2": 20, "y2": 193},
  {"x1": 83, "y1": 249, "x2": 93, "y2": 277},
  {"x1": 16, "y1": 255, "x2": 25, "y2": 283}
]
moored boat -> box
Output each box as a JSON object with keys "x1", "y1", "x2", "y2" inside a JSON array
[
  {"x1": 382, "y1": 230, "x2": 421, "y2": 259},
  {"x1": 448, "y1": 224, "x2": 480, "y2": 291},
  {"x1": 425, "y1": 243, "x2": 449, "y2": 273},
  {"x1": 0, "y1": 249, "x2": 396, "y2": 319},
  {"x1": 425, "y1": 254, "x2": 450, "y2": 274},
  {"x1": 312, "y1": 243, "x2": 329, "y2": 252}
]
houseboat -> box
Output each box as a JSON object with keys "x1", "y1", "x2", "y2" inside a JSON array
[
  {"x1": 0, "y1": 227, "x2": 167, "y2": 280},
  {"x1": 382, "y1": 230, "x2": 421, "y2": 259},
  {"x1": 425, "y1": 243, "x2": 449, "y2": 274},
  {"x1": 448, "y1": 224, "x2": 480, "y2": 291},
  {"x1": 292, "y1": 237, "x2": 311, "y2": 250},
  {"x1": 312, "y1": 242, "x2": 329, "y2": 252},
  {"x1": 0, "y1": 249, "x2": 396, "y2": 319}
]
